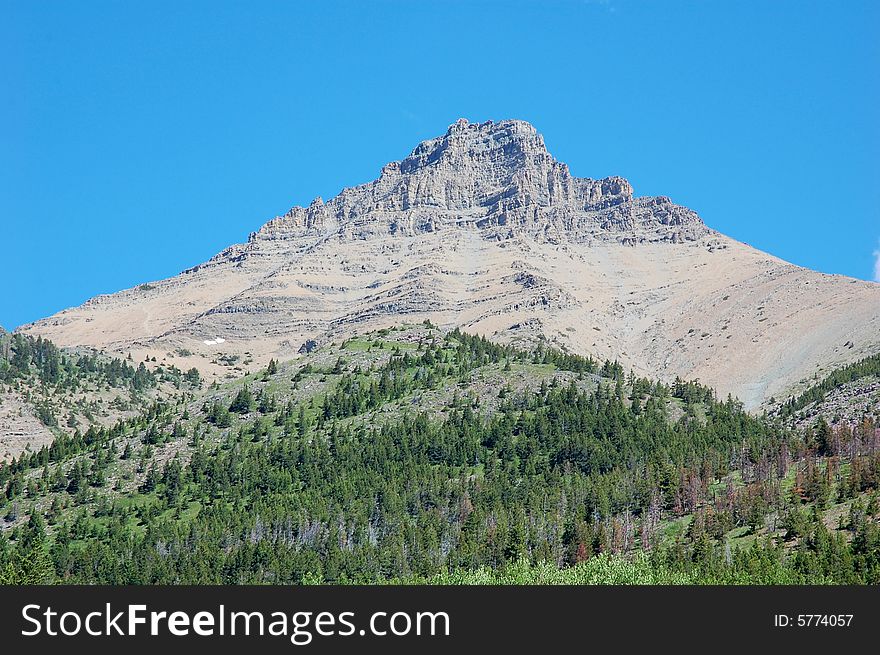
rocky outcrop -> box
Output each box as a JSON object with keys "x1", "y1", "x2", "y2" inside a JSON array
[{"x1": 251, "y1": 119, "x2": 708, "y2": 246}]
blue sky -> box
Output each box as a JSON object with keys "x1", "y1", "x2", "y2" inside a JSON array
[{"x1": 2, "y1": 0, "x2": 878, "y2": 330}]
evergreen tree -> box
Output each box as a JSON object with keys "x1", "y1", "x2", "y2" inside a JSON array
[{"x1": 229, "y1": 386, "x2": 254, "y2": 414}]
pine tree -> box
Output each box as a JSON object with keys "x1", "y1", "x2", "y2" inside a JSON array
[
  {"x1": 229, "y1": 385, "x2": 254, "y2": 414},
  {"x1": 140, "y1": 464, "x2": 159, "y2": 494}
]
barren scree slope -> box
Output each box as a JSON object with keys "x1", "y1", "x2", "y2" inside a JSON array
[{"x1": 19, "y1": 119, "x2": 880, "y2": 409}]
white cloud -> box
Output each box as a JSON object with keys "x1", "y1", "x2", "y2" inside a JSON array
[{"x1": 874, "y1": 241, "x2": 880, "y2": 282}]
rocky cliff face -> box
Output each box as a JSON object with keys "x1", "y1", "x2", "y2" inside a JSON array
[
  {"x1": 253, "y1": 119, "x2": 706, "y2": 244},
  {"x1": 19, "y1": 119, "x2": 880, "y2": 409}
]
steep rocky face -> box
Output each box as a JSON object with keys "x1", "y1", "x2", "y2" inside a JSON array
[
  {"x1": 254, "y1": 119, "x2": 706, "y2": 244},
  {"x1": 19, "y1": 119, "x2": 880, "y2": 409}
]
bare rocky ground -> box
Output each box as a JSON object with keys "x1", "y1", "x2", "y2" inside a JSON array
[
  {"x1": 791, "y1": 375, "x2": 880, "y2": 430},
  {"x1": 0, "y1": 387, "x2": 54, "y2": 463}
]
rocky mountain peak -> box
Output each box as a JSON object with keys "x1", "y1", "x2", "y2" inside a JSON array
[
  {"x1": 254, "y1": 119, "x2": 707, "y2": 244},
  {"x1": 18, "y1": 119, "x2": 880, "y2": 414},
  {"x1": 398, "y1": 118, "x2": 549, "y2": 176}
]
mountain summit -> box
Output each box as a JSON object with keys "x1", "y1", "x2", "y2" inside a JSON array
[
  {"x1": 20, "y1": 119, "x2": 880, "y2": 408},
  {"x1": 256, "y1": 118, "x2": 706, "y2": 244}
]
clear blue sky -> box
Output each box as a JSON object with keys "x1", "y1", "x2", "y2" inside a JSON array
[{"x1": 2, "y1": 0, "x2": 878, "y2": 330}]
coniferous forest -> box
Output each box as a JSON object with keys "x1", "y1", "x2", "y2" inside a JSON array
[{"x1": 1, "y1": 325, "x2": 878, "y2": 585}]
